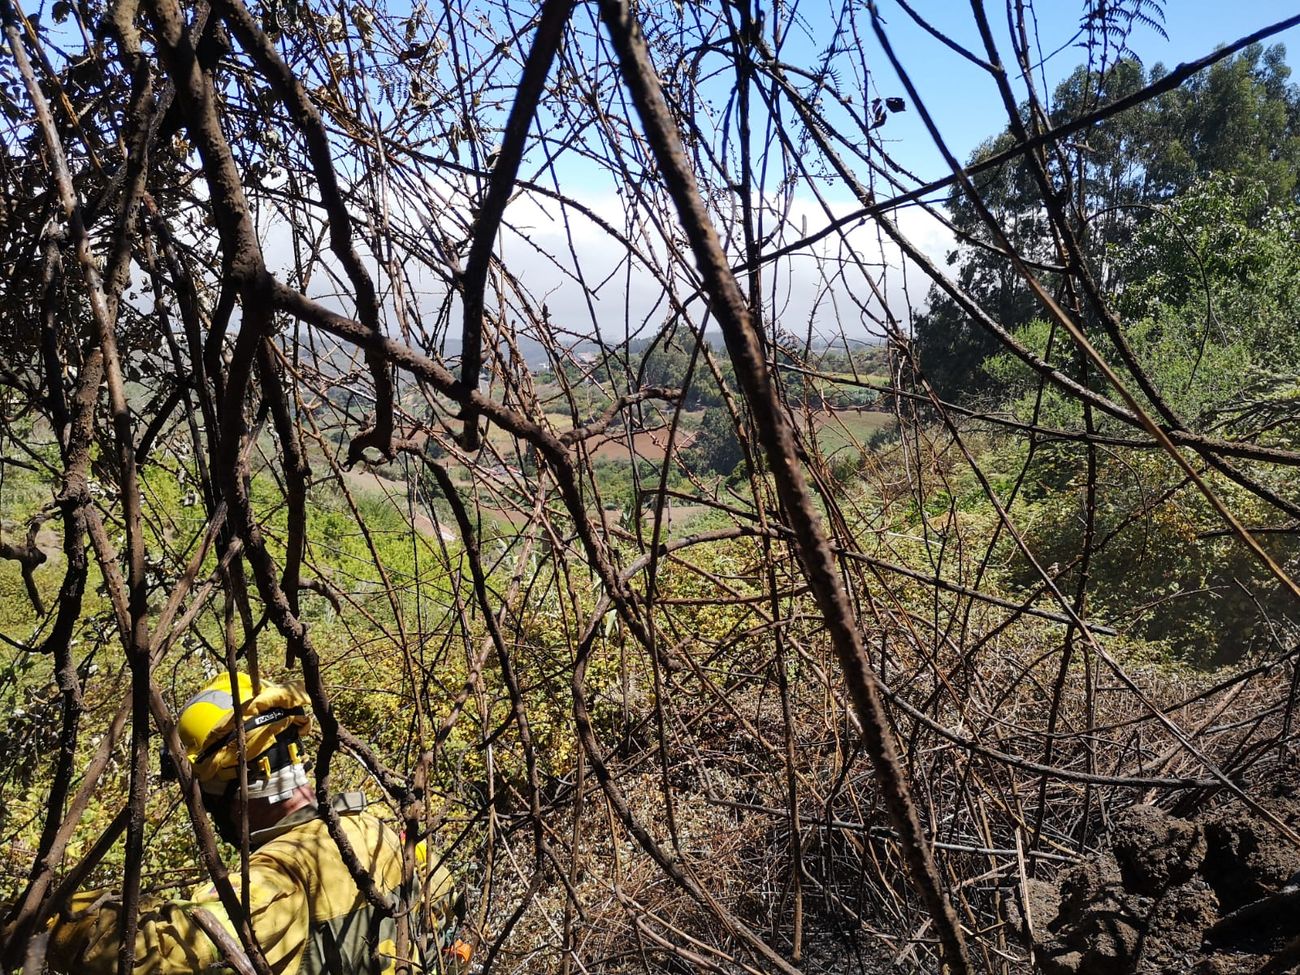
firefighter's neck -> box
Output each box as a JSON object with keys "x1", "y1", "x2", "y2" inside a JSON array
[{"x1": 247, "y1": 784, "x2": 317, "y2": 830}]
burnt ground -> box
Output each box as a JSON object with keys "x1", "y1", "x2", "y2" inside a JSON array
[{"x1": 1010, "y1": 775, "x2": 1300, "y2": 974}]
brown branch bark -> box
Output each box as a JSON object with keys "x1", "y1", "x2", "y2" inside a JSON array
[
  {"x1": 457, "y1": 0, "x2": 573, "y2": 450},
  {"x1": 594, "y1": 2, "x2": 970, "y2": 971}
]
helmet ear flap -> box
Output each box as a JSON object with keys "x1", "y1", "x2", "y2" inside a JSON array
[
  {"x1": 205, "y1": 781, "x2": 242, "y2": 846},
  {"x1": 160, "y1": 742, "x2": 178, "y2": 782}
]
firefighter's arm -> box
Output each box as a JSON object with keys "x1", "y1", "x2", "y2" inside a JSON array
[
  {"x1": 46, "y1": 862, "x2": 307, "y2": 975},
  {"x1": 422, "y1": 862, "x2": 473, "y2": 973},
  {"x1": 46, "y1": 889, "x2": 223, "y2": 975},
  {"x1": 424, "y1": 862, "x2": 458, "y2": 931}
]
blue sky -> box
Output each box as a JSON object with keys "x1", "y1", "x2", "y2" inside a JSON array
[
  {"x1": 252, "y1": 1, "x2": 1300, "y2": 345},
  {"x1": 863, "y1": 1, "x2": 1300, "y2": 184},
  {"x1": 480, "y1": 3, "x2": 1300, "y2": 342}
]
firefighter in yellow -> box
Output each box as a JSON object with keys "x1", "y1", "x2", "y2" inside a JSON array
[{"x1": 46, "y1": 672, "x2": 471, "y2": 974}]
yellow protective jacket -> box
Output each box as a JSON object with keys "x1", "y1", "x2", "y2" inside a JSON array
[{"x1": 48, "y1": 793, "x2": 452, "y2": 975}]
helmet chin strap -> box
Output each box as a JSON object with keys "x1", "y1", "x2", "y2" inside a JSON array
[
  {"x1": 205, "y1": 763, "x2": 311, "y2": 845},
  {"x1": 245, "y1": 762, "x2": 309, "y2": 803}
]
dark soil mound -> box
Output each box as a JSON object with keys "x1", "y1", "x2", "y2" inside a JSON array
[{"x1": 1016, "y1": 781, "x2": 1300, "y2": 974}]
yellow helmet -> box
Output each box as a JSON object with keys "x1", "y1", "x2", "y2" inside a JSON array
[{"x1": 177, "y1": 671, "x2": 312, "y2": 794}]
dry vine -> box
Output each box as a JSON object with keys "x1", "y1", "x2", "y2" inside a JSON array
[{"x1": 1, "y1": 1, "x2": 1299, "y2": 973}]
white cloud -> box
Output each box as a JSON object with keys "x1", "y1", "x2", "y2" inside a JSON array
[
  {"x1": 490, "y1": 186, "x2": 955, "y2": 347},
  {"x1": 252, "y1": 175, "x2": 955, "y2": 362}
]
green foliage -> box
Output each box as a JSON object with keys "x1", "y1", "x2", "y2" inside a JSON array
[
  {"x1": 1114, "y1": 176, "x2": 1300, "y2": 425},
  {"x1": 588, "y1": 457, "x2": 684, "y2": 513},
  {"x1": 973, "y1": 175, "x2": 1300, "y2": 663},
  {"x1": 687, "y1": 406, "x2": 745, "y2": 477},
  {"x1": 916, "y1": 45, "x2": 1300, "y2": 400},
  {"x1": 0, "y1": 562, "x2": 47, "y2": 634},
  {"x1": 637, "y1": 333, "x2": 732, "y2": 409},
  {"x1": 1142, "y1": 46, "x2": 1300, "y2": 203},
  {"x1": 1002, "y1": 446, "x2": 1299, "y2": 664},
  {"x1": 987, "y1": 175, "x2": 1300, "y2": 429}
]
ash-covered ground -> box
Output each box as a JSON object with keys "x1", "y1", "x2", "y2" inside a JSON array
[{"x1": 1012, "y1": 775, "x2": 1300, "y2": 974}]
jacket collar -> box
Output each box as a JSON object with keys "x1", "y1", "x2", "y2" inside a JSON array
[{"x1": 249, "y1": 790, "x2": 369, "y2": 847}]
